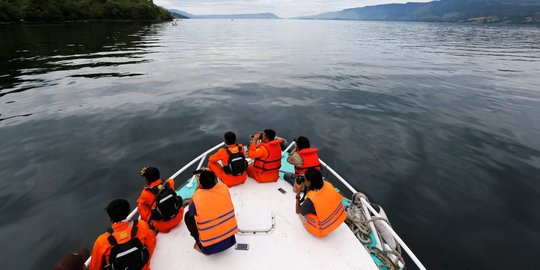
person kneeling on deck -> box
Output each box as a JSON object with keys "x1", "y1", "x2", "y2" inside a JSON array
[
  {"x1": 208, "y1": 131, "x2": 248, "y2": 187},
  {"x1": 247, "y1": 129, "x2": 283, "y2": 183},
  {"x1": 184, "y1": 169, "x2": 238, "y2": 254},
  {"x1": 137, "y1": 166, "x2": 184, "y2": 233},
  {"x1": 284, "y1": 136, "x2": 321, "y2": 193},
  {"x1": 90, "y1": 199, "x2": 156, "y2": 270},
  {"x1": 296, "y1": 168, "x2": 346, "y2": 238}
]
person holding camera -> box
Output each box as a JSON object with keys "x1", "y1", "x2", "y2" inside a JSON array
[
  {"x1": 184, "y1": 169, "x2": 238, "y2": 255},
  {"x1": 137, "y1": 166, "x2": 184, "y2": 233},
  {"x1": 295, "y1": 168, "x2": 346, "y2": 238},
  {"x1": 284, "y1": 136, "x2": 321, "y2": 192},
  {"x1": 246, "y1": 129, "x2": 284, "y2": 183},
  {"x1": 208, "y1": 131, "x2": 248, "y2": 187}
]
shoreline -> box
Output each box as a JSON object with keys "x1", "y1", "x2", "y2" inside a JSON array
[
  {"x1": 0, "y1": 18, "x2": 174, "y2": 25},
  {"x1": 293, "y1": 18, "x2": 540, "y2": 25}
]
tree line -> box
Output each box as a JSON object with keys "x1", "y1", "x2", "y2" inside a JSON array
[{"x1": 0, "y1": 0, "x2": 173, "y2": 22}]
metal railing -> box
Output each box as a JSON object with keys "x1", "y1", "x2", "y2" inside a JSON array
[
  {"x1": 85, "y1": 141, "x2": 426, "y2": 270},
  {"x1": 84, "y1": 142, "x2": 225, "y2": 267},
  {"x1": 306, "y1": 145, "x2": 427, "y2": 270},
  {"x1": 286, "y1": 142, "x2": 383, "y2": 250}
]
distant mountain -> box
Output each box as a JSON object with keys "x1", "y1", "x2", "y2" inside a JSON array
[
  {"x1": 168, "y1": 9, "x2": 194, "y2": 18},
  {"x1": 167, "y1": 9, "x2": 279, "y2": 19},
  {"x1": 301, "y1": 0, "x2": 540, "y2": 24},
  {"x1": 168, "y1": 10, "x2": 189, "y2": 19}
]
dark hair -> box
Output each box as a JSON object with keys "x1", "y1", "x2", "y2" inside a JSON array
[
  {"x1": 224, "y1": 131, "x2": 236, "y2": 145},
  {"x1": 141, "y1": 167, "x2": 160, "y2": 183},
  {"x1": 199, "y1": 170, "x2": 217, "y2": 189},
  {"x1": 295, "y1": 136, "x2": 310, "y2": 150},
  {"x1": 106, "y1": 199, "x2": 131, "y2": 223},
  {"x1": 263, "y1": 129, "x2": 276, "y2": 140},
  {"x1": 305, "y1": 168, "x2": 323, "y2": 190}
]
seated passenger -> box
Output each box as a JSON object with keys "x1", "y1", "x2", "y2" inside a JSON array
[
  {"x1": 246, "y1": 129, "x2": 283, "y2": 183},
  {"x1": 54, "y1": 248, "x2": 89, "y2": 270},
  {"x1": 89, "y1": 199, "x2": 156, "y2": 270},
  {"x1": 137, "y1": 166, "x2": 184, "y2": 233},
  {"x1": 184, "y1": 169, "x2": 238, "y2": 255},
  {"x1": 295, "y1": 168, "x2": 346, "y2": 238},
  {"x1": 208, "y1": 131, "x2": 248, "y2": 187},
  {"x1": 284, "y1": 136, "x2": 321, "y2": 192}
]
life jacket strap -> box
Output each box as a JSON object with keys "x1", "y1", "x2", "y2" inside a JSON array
[
  {"x1": 148, "y1": 181, "x2": 170, "y2": 209},
  {"x1": 253, "y1": 158, "x2": 281, "y2": 170}
]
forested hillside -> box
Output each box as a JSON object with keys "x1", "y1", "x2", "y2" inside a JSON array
[{"x1": 0, "y1": 0, "x2": 172, "y2": 22}]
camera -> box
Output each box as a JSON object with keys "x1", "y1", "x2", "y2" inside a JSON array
[
  {"x1": 250, "y1": 131, "x2": 262, "y2": 139},
  {"x1": 292, "y1": 174, "x2": 305, "y2": 184}
]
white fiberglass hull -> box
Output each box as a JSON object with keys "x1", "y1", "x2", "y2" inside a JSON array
[{"x1": 151, "y1": 176, "x2": 378, "y2": 270}]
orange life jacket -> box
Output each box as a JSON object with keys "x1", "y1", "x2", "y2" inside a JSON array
[
  {"x1": 253, "y1": 139, "x2": 283, "y2": 172},
  {"x1": 294, "y1": 148, "x2": 321, "y2": 174},
  {"x1": 305, "y1": 181, "x2": 346, "y2": 237},
  {"x1": 192, "y1": 183, "x2": 238, "y2": 247}
]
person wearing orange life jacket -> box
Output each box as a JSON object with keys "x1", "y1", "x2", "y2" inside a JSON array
[
  {"x1": 184, "y1": 169, "x2": 238, "y2": 255},
  {"x1": 89, "y1": 199, "x2": 156, "y2": 270},
  {"x1": 208, "y1": 131, "x2": 247, "y2": 187},
  {"x1": 247, "y1": 129, "x2": 284, "y2": 183},
  {"x1": 137, "y1": 166, "x2": 184, "y2": 233},
  {"x1": 295, "y1": 168, "x2": 346, "y2": 238},
  {"x1": 283, "y1": 136, "x2": 321, "y2": 192}
]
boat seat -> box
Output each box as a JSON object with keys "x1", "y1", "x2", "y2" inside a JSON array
[{"x1": 236, "y1": 207, "x2": 274, "y2": 234}]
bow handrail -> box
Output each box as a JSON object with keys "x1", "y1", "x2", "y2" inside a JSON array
[
  {"x1": 84, "y1": 142, "x2": 225, "y2": 267},
  {"x1": 315, "y1": 150, "x2": 426, "y2": 270},
  {"x1": 84, "y1": 140, "x2": 425, "y2": 270}
]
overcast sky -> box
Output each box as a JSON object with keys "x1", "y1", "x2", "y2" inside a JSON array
[{"x1": 154, "y1": 0, "x2": 433, "y2": 18}]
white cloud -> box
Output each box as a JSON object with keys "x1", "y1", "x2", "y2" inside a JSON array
[{"x1": 155, "y1": 0, "x2": 433, "y2": 18}]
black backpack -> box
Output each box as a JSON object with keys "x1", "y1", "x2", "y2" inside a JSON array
[
  {"x1": 223, "y1": 145, "x2": 248, "y2": 176},
  {"x1": 146, "y1": 181, "x2": 183, "y2": 221},
  {"x1": 105, "y1": 220, "x2": 149, "y2": 270}
]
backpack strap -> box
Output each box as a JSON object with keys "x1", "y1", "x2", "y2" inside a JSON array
[
  {"x1": 145, "y1": 186, "x2": 159, "y2": 195},
  {"x1": 107, "y1": 227, "x2": 118, "y2": 246},
  {"x1": 224, "y1": 146, "x2": 233, "y2": 156},
  {"x1": 224, "y1": 144, "x2": 242, "y2": 155},
  {"x1": 131, "y1": 220, "x2": 139, "y2": 237},
  {"x1": 149, "y1": 180, "x2": 167, "y2": 208},
  {"x1": 223, "y1": 146, "x2": 234, "y2": 172}
]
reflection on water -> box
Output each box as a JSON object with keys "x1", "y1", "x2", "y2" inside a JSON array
[
  {"x1": 0, "y1": 23, "x2": 158, "y2": 99},
  {"x1": 1, "y1": 20, "x2": 540, "y2": 270}
]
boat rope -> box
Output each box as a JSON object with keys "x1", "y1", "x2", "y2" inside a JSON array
[{"x1": 345, "y1": 192, "x2": 405, "y2": 270}]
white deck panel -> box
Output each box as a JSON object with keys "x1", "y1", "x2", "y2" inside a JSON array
[{"x1": 150, "y1": 177, "x2": 378, "y2": 270}]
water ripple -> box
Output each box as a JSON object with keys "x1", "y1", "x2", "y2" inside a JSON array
[{"x1": 0, "y1": 20, "x2": 539, "y2": 270}]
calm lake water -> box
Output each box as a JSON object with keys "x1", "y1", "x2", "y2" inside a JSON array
[{"x1": 1, "y1": 20, "x2": 540, "y2": 270}]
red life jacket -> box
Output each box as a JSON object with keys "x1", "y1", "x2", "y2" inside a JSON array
[
  {"x1": 253, "y1": 139, "x2": 283, "y2": 172},
  {"x1": 305, "y1": 181, "x2": 346, "y2": 238},
  {"x1": 294, "y1": 148, "x2": 321, "y2": 174},
  {"x1": 192, "y1": 183, "x2": 238, "y2": 247}
]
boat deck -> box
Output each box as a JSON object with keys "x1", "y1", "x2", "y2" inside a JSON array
[{"x1": 150, "y1": 176, "x2": 378, "y2": 270}]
